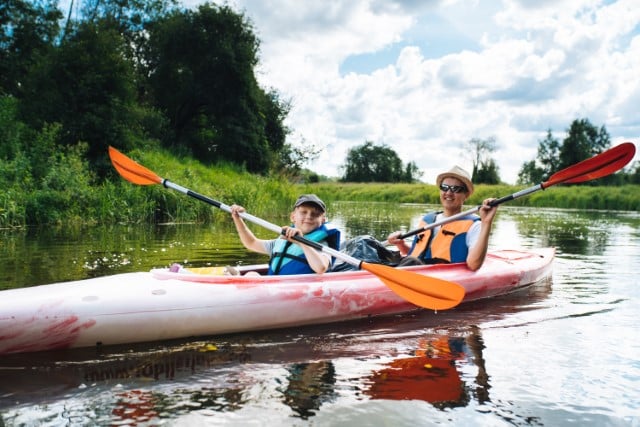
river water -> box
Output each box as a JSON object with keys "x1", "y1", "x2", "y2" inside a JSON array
[{"x1": 0, "y1": 203, "x2": 639, "y2": 426}]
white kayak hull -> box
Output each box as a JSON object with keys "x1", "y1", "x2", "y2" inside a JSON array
[{"x1": 0, "y1": 248, "x2": 554, "y2": 355}]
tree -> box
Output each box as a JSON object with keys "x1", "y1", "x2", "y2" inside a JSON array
[
  {"x1": 272, "y1": 136, "x2": 321, "y2": 182},
  {"x1": 474, "y1": 159, "x2": 500, "y2": 184},
  {"x1": 519, "y1": 120, "x2": 616, "y2": 185},
  {"x1": 404, "y1": 161, "x2": 423, "y2": 182},
  {"x1": 517, "y1": 130, "x2": 561, "y2": 184},
  {"x1": 559, "y1": 118, "x2": 610, "y2": 170},
  {"x1": 518, "y1": 160, "x2": 544, "y2": 185},
  {"x1": 65, "y1": 0, "x2": 177, "y2": 31},
  {"x1": 262, "y1": 90, "x2": 290, "y2": 160},
  {"x1": 66, "y1": 0, "x2": 178, "y2": 107},
  {"x1": 537, "y1": 130, "x2": 561, "y2": 176},
  {"x1": 19, "y1": 19, "x2": 139, "y2": 176},
  {"x1": 0, "y1": 0, "x2": 61, "y2": 97},
  {"x1": 3, "y1": 1, "x2": 293, "y2": 178},
  {"x1": 145, "y1": 4, "x2": 287, "y2": 174},
  {"x1": 630, "y1": 161, "x2": 640, "y2": 184},
  {"x1": 341, "y1": 141, "x2": 420, "y2": 182},
  {"x1": 464, "y1": 137, "x2": 501, "y2": 184}
]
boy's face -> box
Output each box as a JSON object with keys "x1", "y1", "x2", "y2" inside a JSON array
[{"x1": 290, "y1": 203, "x2": 325, "y2": 234}]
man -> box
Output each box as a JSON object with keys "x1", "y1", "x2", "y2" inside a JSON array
[{"x1": 387, "y1": 166, "x2": 498, "y2": 271}]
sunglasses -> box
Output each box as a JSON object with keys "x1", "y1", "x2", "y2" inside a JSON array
[{"x1": 439, "y1": 183, "x2": 467, "y2": 194}]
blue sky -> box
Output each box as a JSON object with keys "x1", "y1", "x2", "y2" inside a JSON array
[
  {"x1": 340, "y1": 8, "x2": 489, "y2": 73},
  {"x1": 63, "y1": 0, "x2": 640, "y2": 183}
]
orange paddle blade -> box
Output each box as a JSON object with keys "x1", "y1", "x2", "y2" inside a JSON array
[
  {"x1": 108, "y1": 146, "x2": 163, "y2": 185},
  {"x1": 545, "y1": 142, "x2": 636, "y2": 187},
  {"x1": 360, "y1": 262, "x2": 465, "y2": 310}
]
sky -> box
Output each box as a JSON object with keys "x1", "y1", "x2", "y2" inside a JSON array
[{"x1": 68, "y1": 0, "x2": 640, "y2": 183}]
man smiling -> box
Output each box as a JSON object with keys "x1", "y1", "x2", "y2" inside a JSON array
[{"x1": 387, "y1": 166, "x2": 498, "y2": 271}]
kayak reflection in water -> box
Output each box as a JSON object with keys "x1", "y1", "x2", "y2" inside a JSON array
[{"x1": 364, "y1": 326, "x2": 489, "y2": 408}]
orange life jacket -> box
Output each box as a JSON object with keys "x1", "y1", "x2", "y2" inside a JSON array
[{"x1": 408, "y1": 212, "x2": 480, "y2": 263}]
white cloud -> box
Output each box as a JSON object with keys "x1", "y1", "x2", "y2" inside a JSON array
[
  {"x1": 67, "y1": 0, "x2": 640, "y2": 183},
  {"x1": 217, "y1": 0, "x2": 639, "y2": 183}
]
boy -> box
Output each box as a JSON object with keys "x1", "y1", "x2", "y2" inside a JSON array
[{"x1": 230, "y1": 194, "x2": 340, "y2": 275}]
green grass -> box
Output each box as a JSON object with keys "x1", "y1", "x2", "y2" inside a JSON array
[
  {"x1": 2, "y1": 146, "x2": 638, "y2": 228},
  {"x1": 99, "y1": 148, "x2": 300, "y2": 224},
  {"x1": 301, "y1": 182, "x2": 640, "y2": 212}
]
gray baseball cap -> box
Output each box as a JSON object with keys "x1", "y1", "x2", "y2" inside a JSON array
[{"x1": 294, "y1": 194, "x2": 326, "y2": 212}]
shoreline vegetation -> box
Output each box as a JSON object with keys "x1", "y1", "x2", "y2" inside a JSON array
[
  {"x1": 307, "y1": 182, "x2": 640, "y2": 211},
  {"x1": 1, "y1": 148, "x2": 638, "y2": 229}
]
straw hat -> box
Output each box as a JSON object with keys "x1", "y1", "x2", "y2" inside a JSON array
[{"x1": 436, "y1": 165, "x2": 474, "y2": 196}]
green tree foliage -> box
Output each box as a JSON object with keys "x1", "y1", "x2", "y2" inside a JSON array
[
  {"x1": 474, "y1": 159, "x2": 500, "y2": 184},
  {"x1": 0, "y1": 97, "x2": 31, "y2": 188},
  {"x1": 559, "y1": 118, "x2": 610, "y2": 170},
  {"x1": 517, "y1": 130, "x2": 561, "y2": 184},
  {"x1": 145, "y1": 4, "x2": 287, "y2": 173},
  {"x1": 0, "y1": 0, "x2": 61, "y2": 97},
  {"x1": 67, "y1": 0, "x2": 178, "y2": 107},
  {"x1": 341, "y1": 141, "x2": 422, "y2": 183},
  {"x1": 404, "y1": 161, "x2": 422, "y2": 183},
  {"x1": 272, "y1": 136, "x2": 322, "y2": 182},
  {"x1": 66, "y1": 0, "x2": 176, "y2": 31},
  {"x1": 630, "y1": 162, "x2": 640, "y2": 184},
  {"x1": 2, "y1": 0, "x2": 290, "y2": 178},
  {"x1": 464, "y1": 137, "x2": 501, "y2": 184},
  {"x1": 538, "y1": 130, "x2": 562, "y2": 173},
  {"x1": 518, "y1": 160, "x2": 540, "y2": 185},
  {"x1": 0, "y1": 95, "x2": 100, "y2": 226},
  {"x1": 518, "y1": 119, "x2": 624, "y2": 185},
  {"x1": 19, "y1": 19, "x2": 139, "y2": 176}
]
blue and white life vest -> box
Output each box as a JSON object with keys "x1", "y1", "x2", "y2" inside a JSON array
[{"x1": 268, "y1": 223, "x2": 341, "y2": 275}]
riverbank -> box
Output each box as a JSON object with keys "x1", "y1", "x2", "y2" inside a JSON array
[
  {"x1": 2, "y1": 147, "x2": 638, "y2": 229},
  {"x1": 304, "y1": 182, "x2": 640, "y2": 211}
]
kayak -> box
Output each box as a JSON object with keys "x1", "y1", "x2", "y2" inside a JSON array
[{"x1": 0, "y1": 248, "x2": 554, "y2": 355}]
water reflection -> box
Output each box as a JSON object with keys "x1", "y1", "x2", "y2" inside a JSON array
[
  {"x1": 363, "y1": 326, "x2": 489, "y2": 409},
  {"x1": 0, "y1": 343, "x2": 251, "y2": 410},
  {"x1": 1, "y1": 205, "x2": 634, "y2": 291},
  {"x1": 280, "y1": 361, "x2": 337, "y2": 419},
  {"x1": 506, "y1": 208, "x2": 614, "y2": 255},
  {"x1": 111, "y1": 390, "x2": 158, "y2": 425},
  {"x1": 82, "y1": 344, "x2": 251, "y2": 382},
  {"x1": 0, "y1": 276, "x2": 553, "y2": 426},
  {"x1": 330, "y1": 202, "x2": 437, "y2": 239},
  {"x1": 2, "y1": 205, "x2": 637, "y2": 425},
  {"x1": 0, "y1": 222, "x2": 264, "y2": 290}
]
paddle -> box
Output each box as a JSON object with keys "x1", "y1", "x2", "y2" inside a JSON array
[
  {"x1": 385, "y1": 142, "x2": 636, "y2": 243},
  {"x1": 108, "y1": 146, "x2": 465, "y2": 311}
]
